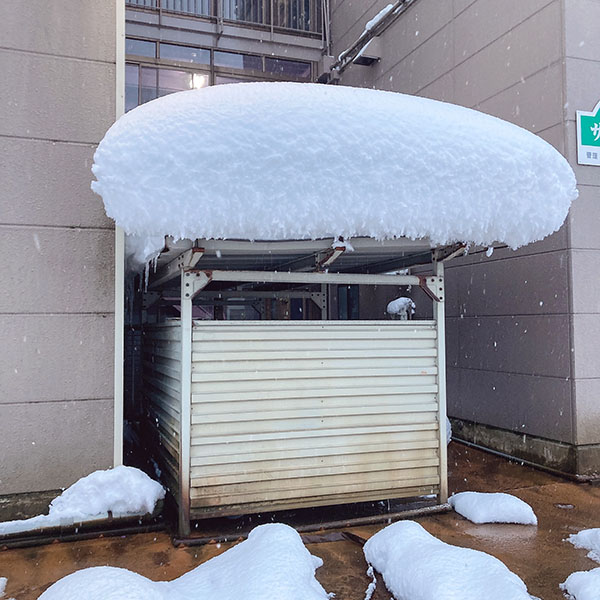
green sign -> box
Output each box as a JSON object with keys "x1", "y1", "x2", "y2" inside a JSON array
[{"x1": 577, "y1": 100, "x2": 600, "y2": 165}]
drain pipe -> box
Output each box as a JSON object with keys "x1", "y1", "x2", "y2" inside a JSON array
[{"x1": 318, "y1": 0, "x2": 419, "y2": 83}]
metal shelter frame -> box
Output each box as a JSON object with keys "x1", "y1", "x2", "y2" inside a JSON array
[{"x1": 144, "y1": 237, "x2": 461, "y2": 534}]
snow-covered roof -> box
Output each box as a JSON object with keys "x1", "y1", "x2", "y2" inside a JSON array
[{"x1": 92, "y1": 82, "x2": 577, "y2": 264}]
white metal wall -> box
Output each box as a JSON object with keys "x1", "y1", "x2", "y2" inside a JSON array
[{"x1": 189, "y1": 320, "x2": 441, "y2": 517}]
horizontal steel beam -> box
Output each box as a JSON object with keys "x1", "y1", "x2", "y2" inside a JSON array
[
  {"x1": 150, "y1": 248, "x2": 204, "y2": 289},
  {"x1": 193, "y1": 269, "x2": 421, "y2": 287}
]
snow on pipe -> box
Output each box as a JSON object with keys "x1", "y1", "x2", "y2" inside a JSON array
[
  {"x1": 91, "y1": 82, "x2": 578, "y2": 268},
  {"x1": 334, "y1": 1, "x2": 413, "y2": 73}
]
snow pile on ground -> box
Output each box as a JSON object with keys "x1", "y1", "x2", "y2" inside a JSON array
[
  {"x1": 91, "y1": 82, "x2": 577, "y2": 267},
  {"x1": 449, "y1": 491, "x2": 538, "y2": 525},
  {"x1": 560, "y1": 567, "x2": 600, "y2": 600},
  {"x1": 567, "y1": 528, "x2": 600, "y2": 562},
  {"x1": 386, "y1": 297, "x2": 415, "y2": 320},
  {"x1": 0, "y1": 577, "x2": 14, "y2": 600},
  {"x1": 363, "y1": 520, "x2": 534, "y2": 600},
  {"x1": 0, "y1": 466, "x2": 164, "y2": 536},
  {"x1": 39, "y1": 523, "x2": 330, "y2": 600}
]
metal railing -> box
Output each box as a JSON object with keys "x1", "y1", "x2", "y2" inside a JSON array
[{"x1": 126, "y1": 0, "x2": 323, "y2": 34}]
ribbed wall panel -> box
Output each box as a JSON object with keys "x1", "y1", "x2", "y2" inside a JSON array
[
  {"x1": 142, "y1": 323, "x2": 182, "y2": 502},
  {"x1": 189, "y1": 321, "x2": 440, "y2": 517}
]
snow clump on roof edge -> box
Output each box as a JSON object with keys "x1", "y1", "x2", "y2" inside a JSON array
[{"x1": 91, "y1": 82, "x2": 577, "y2": 265}]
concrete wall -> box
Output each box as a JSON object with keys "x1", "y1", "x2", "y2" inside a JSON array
[
  {"x1": 563, "y1": 0, "x2": 600, "y2": 470},
  {"x1": 0, "y1": 1, "x2": 117, "y2": 495},
  {"x1": 331, "y1": 0, "x2": 600, "y2": 473}
]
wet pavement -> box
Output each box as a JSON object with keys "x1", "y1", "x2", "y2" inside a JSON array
[{"x1": 2, "y1": 442, "x2": 599, "y2": 599}]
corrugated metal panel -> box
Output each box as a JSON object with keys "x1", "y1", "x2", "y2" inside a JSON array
[
  {"x1": 189, "y1": 321, "x2": 440, "y2": 517},
  {"x1": 142, "y1": 323, "x2": 182, "y2": 501}
]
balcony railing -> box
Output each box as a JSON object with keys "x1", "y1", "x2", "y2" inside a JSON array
[{"x1": 126, "y1": 0, "x2": 323, "y2": 34}]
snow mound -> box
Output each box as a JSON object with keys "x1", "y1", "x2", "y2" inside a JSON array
[
  {"x1": 39, "y1": 567, "x2": 165, "y2": 600},
  {"x1": 386, "y1": 297, "x2": 415, "y2": 319},
  {"x1": 0, "y1": 578, "x2": 6, "y2": 597},
  {"x1": 567, "y1": 528, "x2": 600, "y2": 563},
  {"x1": 449, "y1": 491, "x2": 538, "y2": 525},
  {"x1": 363, "y1": 520, "x2": 534, "y2": 600},
  {"x1": 39, "y1": 523, "x2": 330, "y2": 600},
  {"x1": 91, "y1": 82, "x2": 577, "y2": 265},
  {"x1": 0, "y1": 466, "x2": 164, "y2": 536},
  {"x1": 560, "y1": 567, "x2": 600, "y2": 600}
]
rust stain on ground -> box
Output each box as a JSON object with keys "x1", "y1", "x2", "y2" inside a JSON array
[{"x1": 1, "y1": 443, "x2": 599, "y2": 600}]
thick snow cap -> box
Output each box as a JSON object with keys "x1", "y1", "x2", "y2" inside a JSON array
[{"x1": 92, "y1": 82, "x2": 577, "y2": 261}]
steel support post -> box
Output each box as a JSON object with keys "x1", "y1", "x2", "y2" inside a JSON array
[
  {"x1": 433, "y1": 260, "x2": 448, "y2": 503},
  {"x1": 178, "y1": 269, "x2": 211, "y2": 535},
  {"x1": 178, "y1": 269, "x2": 193, "y2": 536}
]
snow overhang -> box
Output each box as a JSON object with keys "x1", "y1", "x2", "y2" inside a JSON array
[{"x1": 91, "y1": 82, "x2": 577, "y2": 267}]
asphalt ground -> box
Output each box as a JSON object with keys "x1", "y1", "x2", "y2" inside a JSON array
[{"x1": 2, "y1": 442, "x2": 599, "y2": 599}]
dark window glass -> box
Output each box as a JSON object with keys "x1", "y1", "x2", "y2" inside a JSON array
[
  {"x1": 140, "y1": 67, "x2": 159, "y2": 104},
  {"x1": 264, "y1": 57, "x2": 311, "y2": 79},
  {"x1": 290, "y1": 298, "x2": 303, "y2": 320},
  {"x1": 160, "y1": 43, "x2": 210, "y2": 65},
  {"x1": 125, "y1": 64, "x2": 140, "y2": 112},
  {"x1": 214, "y1": 51, "x2": 262, "y2": 71},
  {"x1": 338, "y1": 285, "x2": 359, "y2": 320},
  {"x1": 126, "y1": 38, "x2": 156, "y2": 58}
]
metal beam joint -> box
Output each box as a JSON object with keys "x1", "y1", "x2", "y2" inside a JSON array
[{"x1": 418, "y1": 275, "x2": 444, "y2": 303}]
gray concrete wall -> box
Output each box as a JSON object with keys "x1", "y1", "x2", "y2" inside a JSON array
[
  {"x1": 0, "y1": 1, "x2": 117, "y2": 495},
  {"x1": 331, "y1": 0, "x2": 599, "y2": 472},
  {"x1": 563, "y1": 0, "x2": 600, "y2": 451}
]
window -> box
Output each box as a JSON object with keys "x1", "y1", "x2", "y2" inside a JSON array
[
  {"x1": 214, "y1": 75, "x2": 254, "y2": 85},
  {"x1": 126, "y1": 38, "x2": 156, "y2": 58},
  {"x1": 264, "y1": 57, "x2": 311, "y2": 79},
  {"x1": 140, "y1": 67, "x2": 159, "y2": 104},
  {"x1": 125, "y1": 64, "x2": 140, "y2": 112},
  {"x1": 160, "y1": 43, "x2": 210, "y2": 65},
  {"x1": 338, "y1": 285, "x2": 359, "y2": 320},
  {"x1": 214, "y1": 50, "x2": 262, "y2": 71}
]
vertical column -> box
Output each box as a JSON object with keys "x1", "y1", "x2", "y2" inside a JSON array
[
  {"x1": 113, "y1": 0, "x2": 126, "y2": 468},
  {"x1": 179, "y1": 270, "x2": 193, "y2": 535},
  {"x1": 433, "y1": 260, "x2": 448, "y2": 503}
]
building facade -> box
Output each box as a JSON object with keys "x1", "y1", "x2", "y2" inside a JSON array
[
  {"x1": 0, "y1": 1, "x2": 120, "y2": 513},
  {"x1": 329, "y1": 0, "x2": 600, "y2": 476},
  {"x1": 2, "y1": 0, "x2": 599, "y2": 518}
]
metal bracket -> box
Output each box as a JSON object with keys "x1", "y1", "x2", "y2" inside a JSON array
[
  {"x1": 316, "y1": 246, "x2": 346, "y2": 271},
  {"x1": 418, "y1": 275, "x2": 444, "y2": 302},
  {"x1": 150, "y1": 247, "x2": 204, "y2": 290},
  {"x1": 309, "y1": 292, "x2": 327, "y2": 311},
  {"x1": 142, "y1": 291, "x2": 161, "y2": 310},
  {"x1": 434, "y1": 243, "x2": 467, "y2": 263},
  {"x1": 183, "y1": 270, "x2": 211, "y2": 299}
]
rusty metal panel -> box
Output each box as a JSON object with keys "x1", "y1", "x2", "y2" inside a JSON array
[{"x1": 189, "y1": 321, "x2": 440, "y2": 516}]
